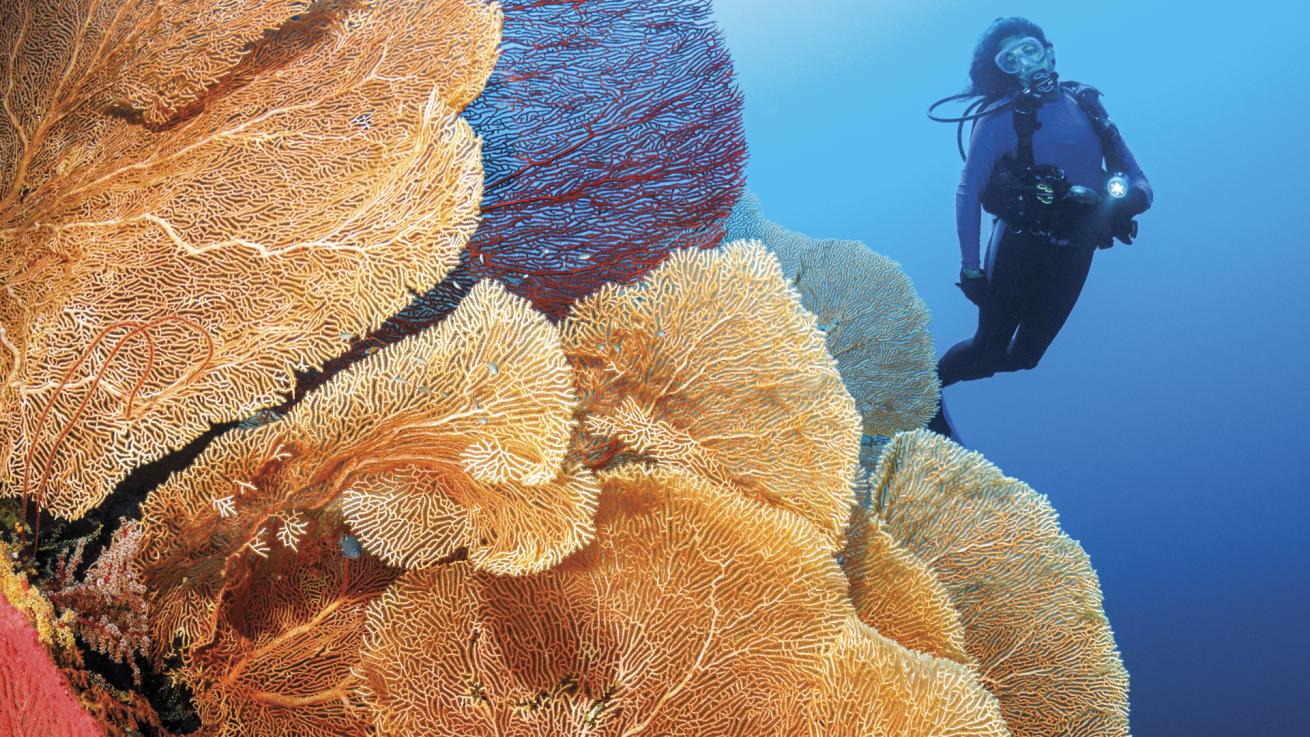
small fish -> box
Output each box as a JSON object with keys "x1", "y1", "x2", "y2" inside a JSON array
[{"x1": 339, "y1": 533, "x2": 362, "y2": 560}]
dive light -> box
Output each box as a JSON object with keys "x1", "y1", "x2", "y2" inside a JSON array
[{"x1": 1106, "y1": 173, "x2": 1130, "y2": 200}]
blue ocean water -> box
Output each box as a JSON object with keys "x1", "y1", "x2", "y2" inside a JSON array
[{"x1": 712, "y1": 1, "x2": 1310, "y2": 735}]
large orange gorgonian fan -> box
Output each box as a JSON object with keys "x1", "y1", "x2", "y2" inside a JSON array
[
  {"x1": 872, "y1": 430, "x2": 1130, "y2": 737},
  {"x1": 108, "y1": 0, "x2": 310, "y2": 127},
  {"x1": 358, "y1": 465, "x2": 852, "y2": 736},
  {"x1": 178, "y1": 515, "x2": 401, "y2": 737},
  {"x1": 0, "y1": 0, "x2": 501, "y2": 520},
  {"x1": 358, "y1": 465, "x2": 1010, "y2": 737},
  {"x1": 560, "y1": 241, "x2": 862, "y2": 551},
  {"x1": 137, "y1": 279, "x2": 591, "y2": 657},
  {"x1": 797, "y1": 617, "x2": 1008, "y2": 737}
]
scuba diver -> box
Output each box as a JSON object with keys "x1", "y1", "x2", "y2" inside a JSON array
[{"x1": 925, "y1": 16, "x2": 1153, "y2": 441}]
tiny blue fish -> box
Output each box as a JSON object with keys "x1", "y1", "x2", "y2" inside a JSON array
[{"x1": 339, "y1": 533, "x2": 362, "y2": 560}]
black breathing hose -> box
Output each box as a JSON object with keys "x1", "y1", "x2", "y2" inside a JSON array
[{"x1": 926, "y1": 93, "x2": 1014, "y2": 161}]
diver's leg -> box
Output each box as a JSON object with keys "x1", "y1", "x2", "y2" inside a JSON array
[
  {"x1": 936, "y1": 222, "x2": 1031, "y2": 387},
  {"x1": 1006, "y1": 244, "x2": 1095, "y2": 371},
  {"x1": 929, "y1": 223, "x2": 1032, "y2": 443}
]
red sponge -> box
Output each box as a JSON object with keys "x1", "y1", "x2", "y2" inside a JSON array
[{"x1": 0, "y1": 597, "x2": 103, "y2": 737}]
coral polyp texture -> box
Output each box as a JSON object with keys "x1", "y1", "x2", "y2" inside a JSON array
[
  {"x1": 724, "y1": 191, "x2": 941, "y2": 437},
  {"x1": 0, "y1": 0, "x2": 500, "y2": 519},
  {"x1": 872, "y1": 430, "x2": 1130, "y2": 737},
  {"x1": 562, "y1": 241, "x2": 862, "y2": 550},
  {"x1": 1, "y1": 597, "x2": 104, "y2": 737}
]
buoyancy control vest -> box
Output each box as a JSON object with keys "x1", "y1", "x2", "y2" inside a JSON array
[{"x1": 981, "y1": 80, "x2": 1126, "y2": 243}]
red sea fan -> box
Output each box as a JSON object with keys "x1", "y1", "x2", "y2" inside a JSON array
[
  {"x1": 336, "y1": 0, "x2": 747, "y2": 369},
  {"x1": 463, "y1": 0, "x2": 747, "y2": 316},
  {"x1": 0, "y1": 597, "x2": 105, "y2": 737}
]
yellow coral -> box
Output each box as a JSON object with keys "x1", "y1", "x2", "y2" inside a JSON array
[
  {"x1": 0, "y1": 541, "x2": 76, "y2": 652},
  {"x1": 873, "y1": 430, "x2": 1129, "y2": 737},
  {"x1": 796, "y1": 617, "x2": 1008, "y2": 737},
  {"x1": 359, "y1": 465, "x2": 854, "y2": 736},
  {"x1": 724, "y1": 192, "x2": 941, "y2": 435},
  {"x1": 561, "y1": 241, "x2": 862, "y2": 550},
  {"x1": 1, "y1": 0, "x2": 501, "y2": 519},
  {"x1": 842, "y1": 505, "x2": 971, "y2": 663}
]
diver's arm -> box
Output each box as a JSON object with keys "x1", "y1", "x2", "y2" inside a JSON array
[
  {"x1": 955, "y1": 111, "x2": 1007, "y2": 270},
  {"x1": 1108, "y1": 128, "x2": 1153, "y2": 210}
]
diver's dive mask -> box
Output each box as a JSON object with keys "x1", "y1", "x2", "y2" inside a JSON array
[{"x1": 994, "y1": 36, "x2": 1048, "y2": 76}]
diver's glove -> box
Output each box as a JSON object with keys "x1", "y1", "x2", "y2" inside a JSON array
[
  {"x1": 955, "y1": 266, "x2": 989, "y2": 307},
  {"x1": 1107, "y1": 187, "x2": 1149, "y2": 246},
  {"x1": 1118, "y1": 186, "x2": 1150, "y2": 218}
]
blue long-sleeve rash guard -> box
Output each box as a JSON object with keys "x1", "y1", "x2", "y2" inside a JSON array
[{"x1": 955, "y1": 89, "x2": 1153, "y2": 269}]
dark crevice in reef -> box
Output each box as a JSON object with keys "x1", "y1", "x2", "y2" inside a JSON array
[{"x1": 25, "y1": 420, "x2": 240, "y2": 570}]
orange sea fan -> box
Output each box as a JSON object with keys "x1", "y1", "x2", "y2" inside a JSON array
[
  {"x1": 138, "y1": 279, "x2": 587, "y2": 655},
  {"x1": 341, "y1": 464, "x2": 599, "y2": 574},
  {"x1": 873, "y1": 430, "x2": 1129, "y2": 737},
  {"x1": 560, "y1": 241, "x2": 862, "y2": 550},
  {"x1": 796, "y1": 617, "x2": 1008, "y2": 737},
  {"x1": 358, "y1": 464, "x2": 855, "y2": 736},
  {"x1": 842, "y1": 504, "x2": 971, "y2": 664},
  {"x1": 109, "y1": 0, "x2": 310, "y2": 127},
  {"x1": 0, "y1": 0, "x2": 501, "y2": 519},
  {"x1": 180, "y1": 516, "x2": 400, "y2": 737}
]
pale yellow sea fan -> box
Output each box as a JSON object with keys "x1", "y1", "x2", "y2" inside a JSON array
[
  {"x1": 873, "y1": 430, "x2": 1129, "y2": 737},
  {"x1": 561, "y1": 241, "x2": 862, "y2": 550},
  {"x1": 796, "y1": 617, "x2": 1009, "y2": 737},
  {"x1": 724, "y1": 191, "x2": 940, "y2": 436}
]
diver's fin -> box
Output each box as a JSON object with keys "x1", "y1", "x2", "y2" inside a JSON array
[{"x1": 927, "y1": 394, "x2": 965, "y2": 446}]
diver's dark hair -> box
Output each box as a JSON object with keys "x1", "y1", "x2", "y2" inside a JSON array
[{"x1": 966, "y1": 17, "x2": 1053, "y2": 99}]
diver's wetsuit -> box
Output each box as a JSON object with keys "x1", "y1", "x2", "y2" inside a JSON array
[{"x1": 939, "y1": 87, "x2": 1152, "y2": 388}]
